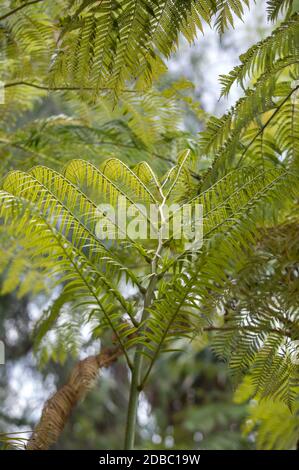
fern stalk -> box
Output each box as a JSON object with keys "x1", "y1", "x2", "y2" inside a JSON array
[
  {"x1": 125, "y1": 275, "x2": 157, "y2": 450},
  {"x1": 124, "y1": 273, "x2": 157, "y2": 450},
  {"x1": 124, "y1": 201, "x2": 165, "y2": 449}
]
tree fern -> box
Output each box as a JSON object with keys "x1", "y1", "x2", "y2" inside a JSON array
[
  {"x1": 0, "y1": 0, "x2": 259, "y2": 94},
  {"x1": 141, "y1": 169, "x2": 297, "y2": 385},
  {"x1": 0, "y1": 0, "x2": 299, "y2": 451},
  {"x1": 0, "y1": 154, "x2": 296, "y2": 447}
]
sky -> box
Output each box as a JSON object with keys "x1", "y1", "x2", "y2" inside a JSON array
[{"x1": 168, "y1": 0, "x2": 271, "y2": 115}]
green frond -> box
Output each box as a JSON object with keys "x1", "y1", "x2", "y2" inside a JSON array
[
  {"x1": 0, "y1": 190, "x2": 136, "y2": 364},
  {"x1": 219, "y1": 13, "x2": 299, "y2": 97},
  {"x1": 1, "y1": 1, "x2": 299, "y2": 448},
  {"x1": 140, "y1": 165, "x2": 294, "y2": 385},
  {"x1": 161, "y1": 149, "x2": 194, "y2": 203},
  {"x1": 101, "y1": 158, "x2": 158, "y2": 204},
  {"x1": 64, "y1": 158, "x2": 157, "y2": 240},
  {"x1": 0, "y1": 432, "x2": 28, "y2": 450},
  {"x1": 0, "y1": 160, "x2": 157, "y2": 360},
  {"x1": 212, "y1": 212, "x2": 299, "y2": 407},
  {"x1": 201, "y1": 77, "x2": 299, "y2": 172},
  {"x1": 266, "y1": 0, "x2": 295, "y2": 21},
  {"x1": 242, "y1": 398, "x2": 299, "y2": 450},
  {"x1": 133, "y1": 161, "x2": 163, "y2": 202},
  {"x1": 2, "y1": 169, "x2": 117, "y2": 264},
  {"x1": 165, "y1": 166, "x2": 287, "y2": 252},
  {"x1": 0, "y1": 83, "x2": 46, "y2": 129},
  {"x1": 0, "y1": 1, "x2": 253, "y2": 93},
  {"x1": 198, "y1": 11, "x2": 299, "y2": 173},
  {"x1": 213, "y1": 0, "x2": 250, "y2": 34},
  {"x1": 0, "y1": 86, "x2": 191, "y2": 173}
]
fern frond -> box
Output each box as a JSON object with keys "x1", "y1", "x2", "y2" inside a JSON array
[
  {"x1": 212, "y1": 212, "x2": 299, "y2": 407},
  {"x1": 0, "y1": 190, "x2": 136, "y2": 364},
  {"x1": 266, "y1": 0, "x2": 294, "y2": 21},
  {"x1": 201, "y1": 78, "x2": 299, "y2": 172},
  {"x1": 0, "y1": 1, "x2": 253, "y2": 93},
  {"x1": 140, "y1": 166, "x2": 293, "y2": 385},
  {"x1": 133, "y1": 161, "x2": 163, "y2": 202},
  {"x1": 213, "y1": 0, "x2": 249, "y2": 34},
  {"x1": 64, "y1": 158, "x2": 157, "y2": 239},
  {"x1": 242, "y1": 398, "x2": 299, "y2": 450},
  {"x1": 101, "y1": 158, "x2": 157, "y2": 204},
  {"x1": 219, "y1": 13, "x2": 299, "y2": 97}
]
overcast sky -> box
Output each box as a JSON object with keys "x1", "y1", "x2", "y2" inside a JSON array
[{"x1": 168, "y1": 0, "x2": 271, "y2": 115}]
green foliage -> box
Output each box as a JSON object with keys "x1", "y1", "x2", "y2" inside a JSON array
[
  {"x1": 0, "y1": 0, "x2": 256, "y2": 94},
  {"x1": 0, "y1": 83, "x2": 203, "y2": 175},
  {"x1": 235, "y1": 376, "x2": 299, "y2": 449},
  {"x1": 219, "y1": 13, "x2": 299, "y2": 97},
  {"x1": 0, "y1": 432, "x2": 28, "y2": 450},
  {"x1": 0, "y1": 0, "x2": 299, "y2": 451},
  {"x1": 267, "y1": 0, "x2": 295, "y2": 20},
  {"x1": 201, "y1": 11, "x2": 299, "y2": 174},
  {"x1": 212, "y1": 214, "x2": 299, "y2": 408},
  {"x1": 244, "y1": 399, "x2": 299, "y2": 450},
  {"x1": 0, "y1": 155, "x2": 297, "y2": 401}
]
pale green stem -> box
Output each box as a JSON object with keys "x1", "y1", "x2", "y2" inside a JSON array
[
  {"x1": 124, "y1": 198, "x2": 165, "y2": 450},
  {"x1": 124, "y1": 274, "x2": 157, "y2": 450}
]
